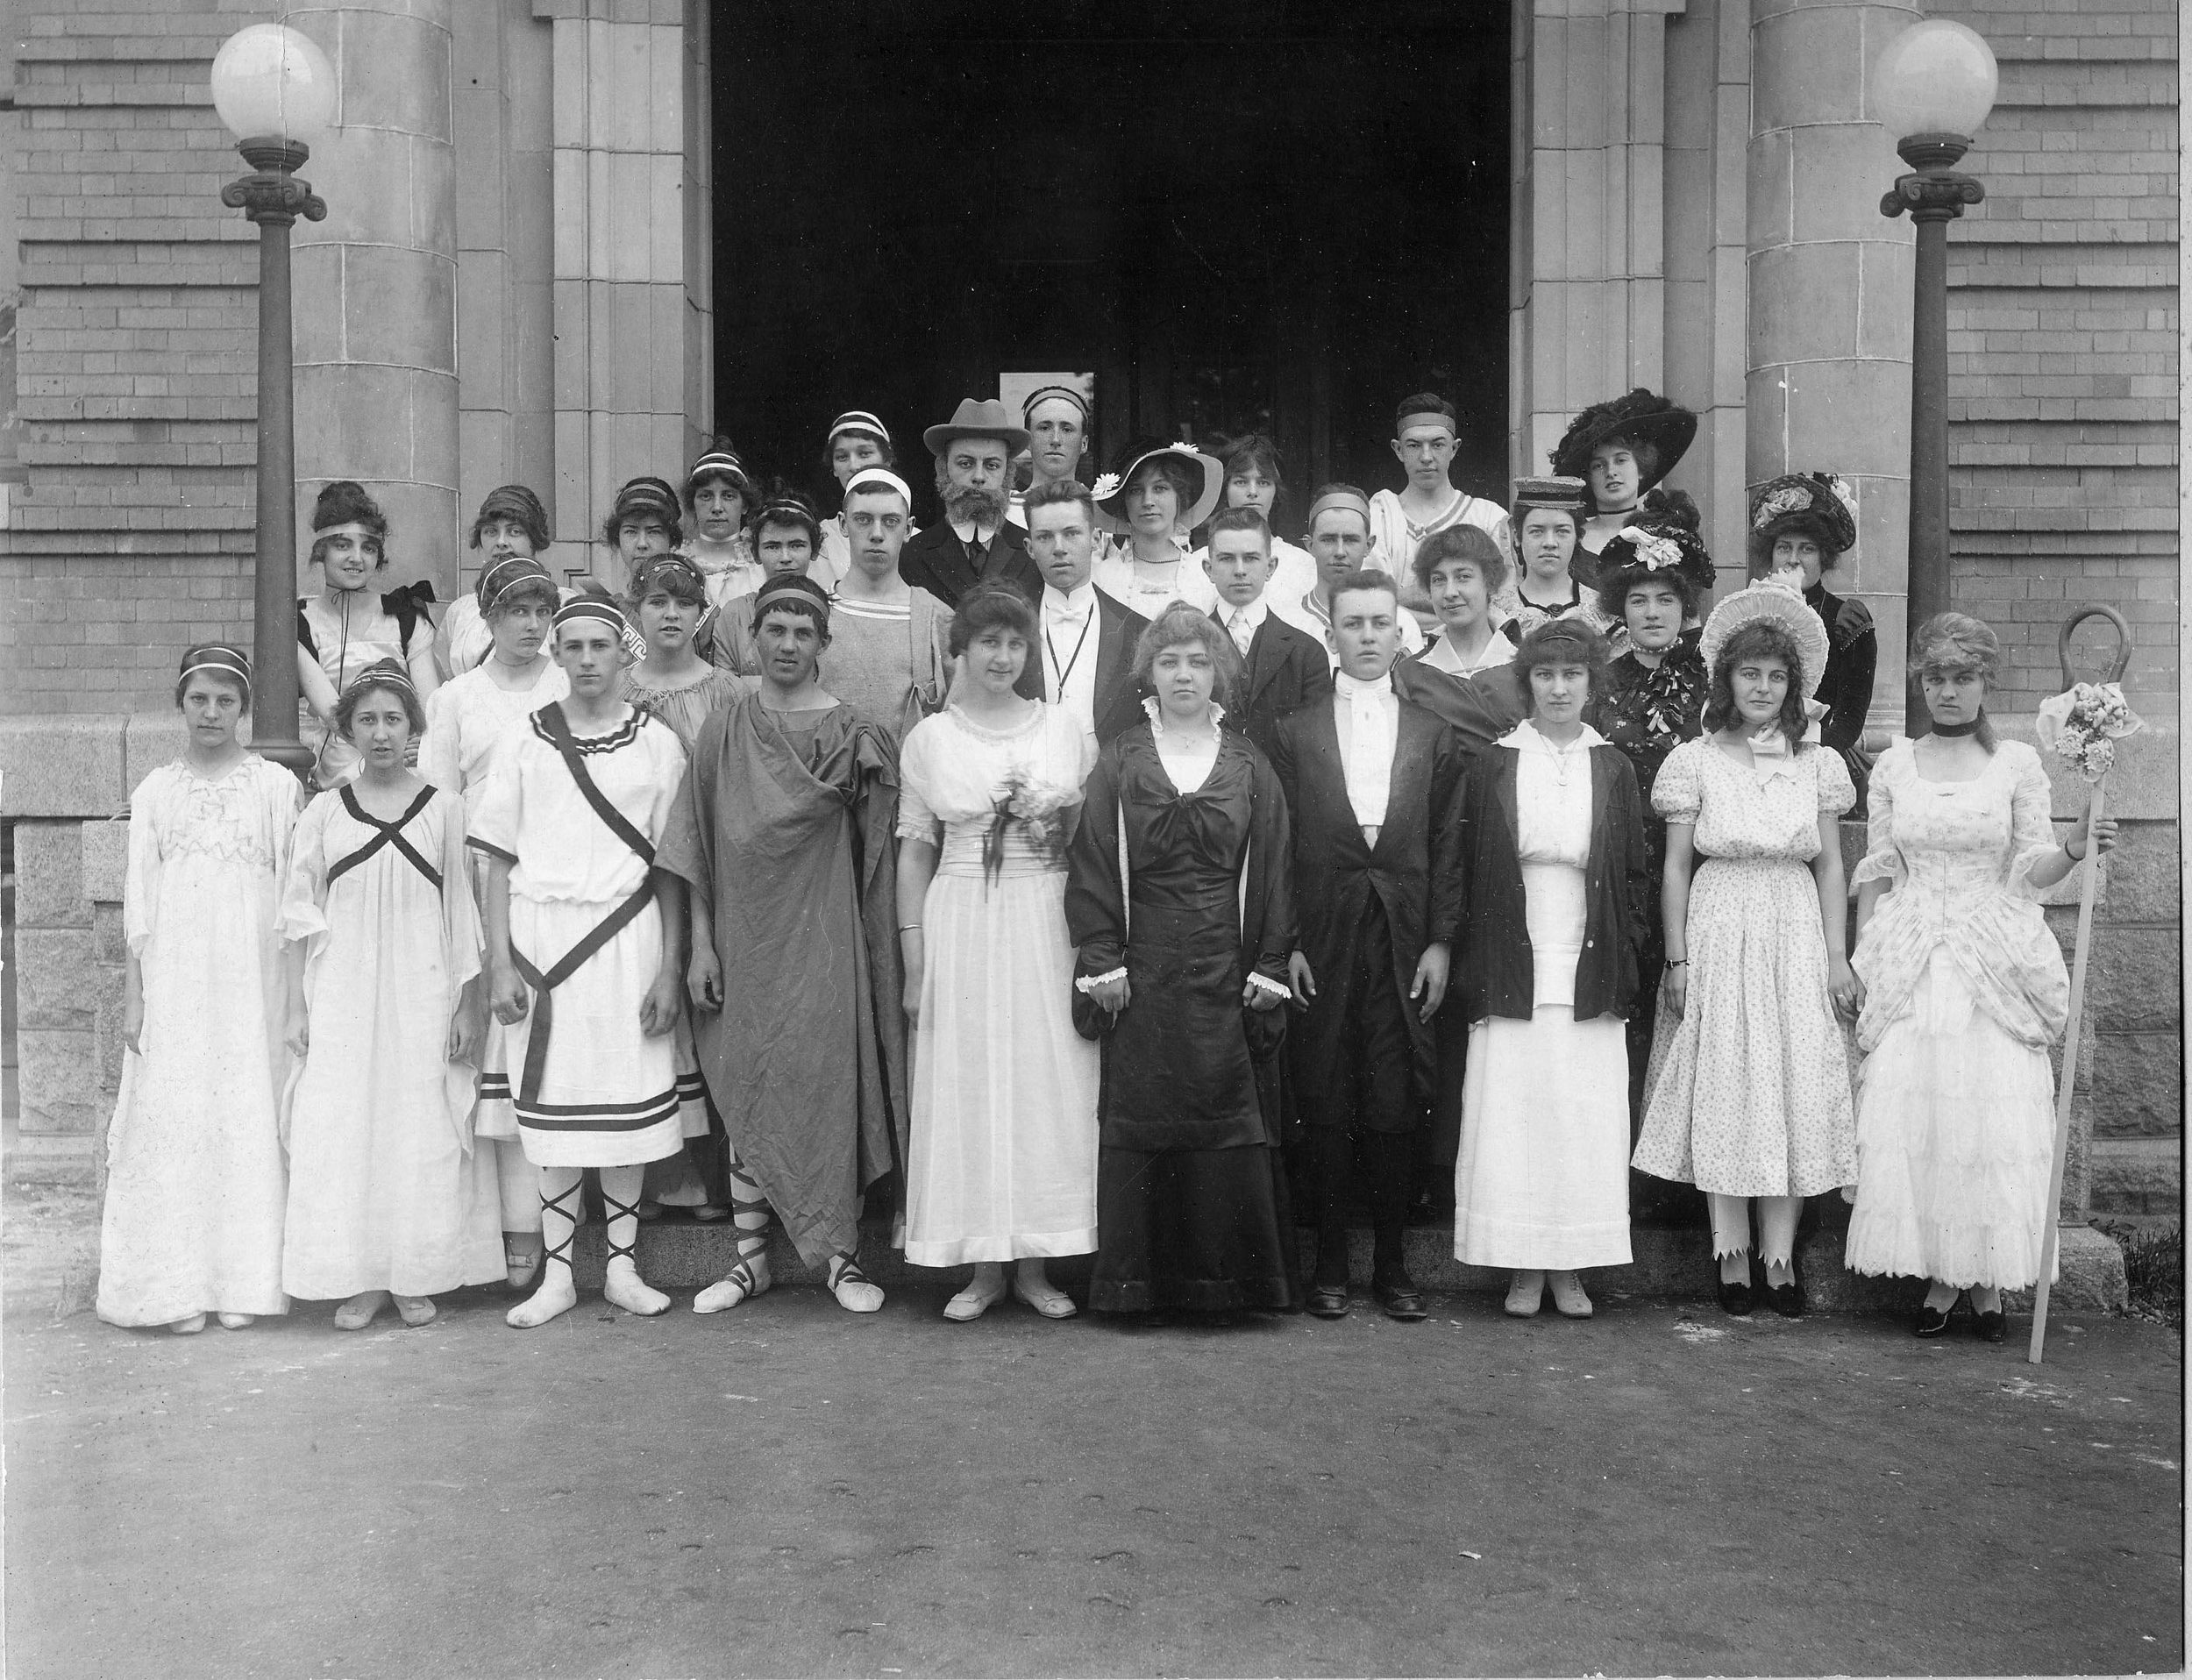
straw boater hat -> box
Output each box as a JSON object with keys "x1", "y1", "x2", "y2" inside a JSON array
[
  {"x1": 1748, "y1": 473, "x2": 1858, "y2": 557},
  {"x1": 1549, "y1": 389, "x2": 1697, "y2": 495},
  {"x1": 922, "y1": 397, "x2": 1030, "y2": 459},
  {"x1": 1699, "y1": 573, "x2": 1830, "y2": 696},
  {"x1": 1094, "y1": 438, "x2": 1225, "y2": 536}
]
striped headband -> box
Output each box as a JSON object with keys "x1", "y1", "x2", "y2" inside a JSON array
[
  {"x1": 1021, "y1": 385, "x2": 1089, "y2": 421},
  {"x1": 610, "y1": 478, "x2": 680, "y2": 521},
  {"x1": 755, "y1": 495, "x2": 819, "y2": 526},
  {"x1": 341, "y1": 656, "x2": 416, "y2": 698},
  {"x1": 475, "y1": 552, "x2": 553, "y2": 605},
  {"x1": 176, "y1": 643, "x2": 252, "y2": 694},
  {"x1": 826, "y1": 410, "x2": 891, "y2": 447},
  {"x1": 630, "y1": 552, "x2": 707, "y2": 593},
  {"x1": 554, "y1": 594, "x2": 630, "y2": 634},
  {"x1": 685, "y1": 449, "x2": 752, "y2": 490},
  {"x1": 842, "y1": 466, "x2": 914, "y2": 507}
]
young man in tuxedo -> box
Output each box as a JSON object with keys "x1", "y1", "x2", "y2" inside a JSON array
[
  {"x1": 1022, "y1": 479, "x2": 1149, "y2": 749},
  {"x1": 1201, "y1": 506, "x2": 1332, "y2": 761},
  {"x1": 1270, "y1": 568, "x2": 1467, "y2": 1322}
]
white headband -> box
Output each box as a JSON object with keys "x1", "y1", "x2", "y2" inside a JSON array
[{"x1": 843, "y1": 467, "x2": 914, "y2": 509}]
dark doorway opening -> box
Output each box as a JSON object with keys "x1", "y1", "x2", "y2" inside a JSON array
[{"x1": 711, "y1": 0, "x2": 1508, "y2": 536}]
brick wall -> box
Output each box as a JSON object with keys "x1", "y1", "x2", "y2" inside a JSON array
[
  {"x1": 0, "y1": 4, "x2": 267, "y2": 716},
  {"x1": 1935, "y1": 0, "x2": 2180, "y2": 711}
]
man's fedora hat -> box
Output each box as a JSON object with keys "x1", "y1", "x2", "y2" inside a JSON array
[{"x1": 922, "y1": 398, "x2": 1031, "y2": 459}]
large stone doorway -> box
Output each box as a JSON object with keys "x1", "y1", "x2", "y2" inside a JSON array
[{"x1": 709, "y1": 0, "x2": 1508, "y2": 521}]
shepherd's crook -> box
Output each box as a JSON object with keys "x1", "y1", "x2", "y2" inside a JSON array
[{"x1": 2028, "y1": 604, "x2": 2133, "y2": 1365}]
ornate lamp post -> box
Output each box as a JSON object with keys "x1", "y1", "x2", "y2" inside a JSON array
[
  {"x1": 1874, "y1": 20, "x2": 1999, "y2": 736},
  {"x1": 210, "y1": 25, "x2": 337, "y2": 775}
]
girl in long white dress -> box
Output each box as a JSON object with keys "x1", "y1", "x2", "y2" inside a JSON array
[
  {"x1": 419, "y1": 558, "x2": 568, "y2": 1285},
  {"x1": 1631, "y1": 580, "x2": 1861, "y2": 1319},
  {"x1": 1845, "y1": 614, "x2": 2117, "y2": 1342},
  {"x1": 896, "y1": 586, "x2": 1100, "y2": 1321},
  {"x1": 281, "y1": 660, "x2": 505, "y2": 1328},
  {"x1": 97, "y1": 644, "x2": 299, "y2": 1333},
  {"x1": 1452, "y1": 621, "x2": 1648, "y2": 1319}
]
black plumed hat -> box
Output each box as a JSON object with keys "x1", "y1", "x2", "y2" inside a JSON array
[{"x1": 1548, "y1": 388, "x2": 1697, "y2": 492}]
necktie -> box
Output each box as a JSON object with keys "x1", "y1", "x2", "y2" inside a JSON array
[
  {"x1": 1230, "y1": 613, "x2": 1255, "y2": 659},
  {"x1": 965, "y1": 532, "x2": 986, "y2": 573}
]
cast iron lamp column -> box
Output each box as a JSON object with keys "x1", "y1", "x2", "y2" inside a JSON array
[
  {"x1": 1874, "y1": 20, "x2": 1998, "y2": 736},
  {"x1": 210, "y1": 25, "x2": 338, "y2": 776}
]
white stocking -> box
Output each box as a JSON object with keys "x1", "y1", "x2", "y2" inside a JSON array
[
  {"x1": 506, "y1": 1166, "x2": 582, "y2": 1328},
  {"x1": 1758, "y1": 1194, "x2": 1804, "y2": 1278},
  {"x1": 599, "y1": 1164, "x2": 670, "y2": 1317},
  {"x1": 1708, "y1": 1193, "x2": 1753, "y2": 1262}
]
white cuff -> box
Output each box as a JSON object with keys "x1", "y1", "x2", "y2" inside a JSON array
[
  {"x1": 1245, "y1": 971, "x2": 1292, "y2": 1001},
  {"x1": 1074, "y1": 967, "x2": 1128, "y2": 994}
]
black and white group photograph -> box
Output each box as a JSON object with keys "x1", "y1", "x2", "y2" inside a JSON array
[{"x1": 0, "y1": 0, "x2": 2181, "y2": 1675}]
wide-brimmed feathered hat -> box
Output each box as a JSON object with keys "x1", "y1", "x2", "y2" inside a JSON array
[
  {"x1": 1594, "y1": 495, "x2": 1715, "y2": 598},
  {"x1": 1549, "y1": 388, "x2": 1697, "y2": 497},
  {"x1": 1748, "y1": 472, "x2": 1858, "y2": 558},
  {"x1": 1699, "y1": 574, "x2": 1830, "y2": 697},
  {"x1": 1095, "y1": 438, "x2": 1225, "y2": 536}
]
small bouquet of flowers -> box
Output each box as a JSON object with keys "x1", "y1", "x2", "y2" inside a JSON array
[
  {"x1": 2036, "y1": 680, "x2": 2143, "y2": 782},
  {"x1": 983, "y1": 767, "x2": 1080, "y2": 886}
]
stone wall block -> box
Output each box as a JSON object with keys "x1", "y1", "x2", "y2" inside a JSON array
[
  {"x1": 2073, "y1": 926, "x2": 2180, "y2": 1034},
  {"x1": 80, "y1": 817, "x2": 128, "y2": 906},
  {"x1": 1854, "y1": 238, "x2": 1916, "y2": 364},
  {"x1": 2087, "y1": 1030, "x2": 2182, "y2": 1138},
  {"x1": 2092, "y1": 821, "x2": 2180, "y2": 922},
  {"x1": 1753, "y1": 4, "x2": 1875, "y2": 130},
  {"x1": 16, "y1": 1030, "x2": 101, "y2": 1135},
  {"x1": 291, "y1": 245, "x2": 349, "y2": 366},
  {"x1": 371, "y1": 474, "x2": 463, "y2": 597},
  {"x1": 1791, "y1": 125, "x2": 1907, "y2": 244},
  {"x1": 1747, "y1": 242, "x2": 1863, "y2": 363},
  {"x1": 0, "y1": 715, "x2": 127, "y2": 819},
  {"x1": 333, "y1": 7, "x2": 455, "y2": 143},
  {"x1": 1746, "y1": 125, "x2": 1792, "y2": 249},
  {"x1": 13, "y1": 819, "x2": 89, "y2": 929},
  {"x1": 295, "y1": 362, "x2": 426, "y2": 486},
  {"x1": 90, "y1": 903, "x2": 128, "y2": 968},
  {"x1": 18, "y1": 928, "x2": 99, "y2": 1031},
  {"x1": 298, "y1": 128, "x2": 422, "y2": 254},
  {"x1": 453, "y1": 87, "x2": 508, "y2": 241},
  {"x1": 1840, "y1": 476, "x2": 1909, "y2": 594},
  {"x1": 339, "y1": 244, "x2": 458, "y2": 372},
  {"x1": 1778, "y1": 359, "x2": 1914, "y2": 467},
  {"x1": 410, "y1": 132, "x2": 461, "y2": 260},
  {"x1": 458, "y1": 249, "x2": 511, "y2": 408},
  {"x1": 123, "y1": 715, "x2": 188, "y2": 805}
]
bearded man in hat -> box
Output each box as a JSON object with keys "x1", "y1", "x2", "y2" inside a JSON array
[{"x1": 899, "y1": 399, "x2": 1042, "y2": 609}]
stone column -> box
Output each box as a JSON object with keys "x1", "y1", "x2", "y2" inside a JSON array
[
  {"x1": 539, "y1": 0, "x2": 714, "y2": 588},
  {"x1": 1508, "y1": 0, "x2": 1686, "y2": 488},
  {"x1": 1746, "y1": 0, "x2": 1918, "y2": 717},
  {"x1": 283, "y1": 2, "x2": 462, "y2": 599}
]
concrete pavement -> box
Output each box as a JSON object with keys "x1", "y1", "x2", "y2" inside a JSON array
[{"x1": 4, "y1": 1183, "x2": 2181, "y2": 1678}]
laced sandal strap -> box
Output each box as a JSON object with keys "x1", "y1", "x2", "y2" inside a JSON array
[
  {"x1": 599, "y1": 1188, "x2": 644, "y2": 1265},
  {"x1": 826, "y1": 1251, "x2": 872, "y2": 1290},
  {"x1": 538, "y1": 1184, "x2": 582, "y2": 1272}
]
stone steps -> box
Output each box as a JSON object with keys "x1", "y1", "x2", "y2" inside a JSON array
[{"x1": 566, "y1": 1215, "x2": 2128, "y2": 1314}]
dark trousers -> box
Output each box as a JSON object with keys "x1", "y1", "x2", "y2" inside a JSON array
[{"x1": 1294, "y1": 900, "x2": 1420, "y2": 1283}]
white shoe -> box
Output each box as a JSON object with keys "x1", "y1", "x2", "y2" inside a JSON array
[
  {"x1": 694, "y1": 1256, "x2": 772, "y2": 1315},
  {"x1": 1548, "y1": 1271, "x2": 1593, "y2": 1319},
  {"x1": 1504, "y1": 1271, "x2": 1545, "y2": 1318}
]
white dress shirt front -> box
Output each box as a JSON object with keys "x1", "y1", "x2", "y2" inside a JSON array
[
  {"x1": 1332, "y1": 670, "x2": 1400, "y2": 847},
  {"x1": 1219, "y1": 594, "x2": 1269, "y2": 660},
  {"x1": 1041, "y1": 582, "x2": 1100, "y2": 744}
]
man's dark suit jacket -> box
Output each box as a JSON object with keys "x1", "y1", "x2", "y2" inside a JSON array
[
  {"x1": 1228, "y1": 610, "x2": 1333, "y2": 763},
  {"x1": 1269, "y1": 694, "x2": 1470, "y2": 1123},
  {"x1": 1027, "y1": 588, "x2": 1149, "y2": 745},
  {"x1": 898, "y1": 522, "x2": 1039, "y2": 610}
]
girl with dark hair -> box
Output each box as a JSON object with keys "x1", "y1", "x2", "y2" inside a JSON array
[
  {"x1": 279, "y1": 660, "x2": 504, "y2": 1330},
  {"x1": 443, "y1": 484, "x2": 557, "y2": 676},
  {"x1": 1631, "y1": 580, "x2": 1860, "y2": 1319},
  {"x1": 1548, "y1": 388, "x2": 1698, "y2": 568},
  {"x1": 1588, "y1": 521, "x2": 1716, "y2": 1127},
  {"x1": 680, "y1": 444, "x2": 763, "y2": 606},
  {"x1": 297, "y1": 481, "x2": 442, "y2": 787},
  {"x1": 1451, "y1": 620, "x2": 1649, "y2": 1319},
  {"x1": 896, "y1": 585, "x2": 1100, "y2": 1321},
  {"x1": 1064, "y1": 603, "x2": 1299, "y2": 1316},
  {"x1": 1748, "y1": 473, "x2": 1878, "y2": 807},
  {"x1": 1092, "y1": 441, "x2": 1225, "y2": 616},
  {"x1": 97, "y1": 646, "x2": 302, "y2": 1334},
  {"x1": 1189, "y1": 432, "x2": 1318, "y2": 608},
  {"x1": 1845, "y1": 614, "x2": 2117, "y2": 1342}
]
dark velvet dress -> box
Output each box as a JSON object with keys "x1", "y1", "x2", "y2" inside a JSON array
[
  {"x1": 1807, "y1": 581, "x2": 1879, "y2": 813},
  {"x1": 1064, "y1": 723, "x2": 1301, "y2": 1313}
]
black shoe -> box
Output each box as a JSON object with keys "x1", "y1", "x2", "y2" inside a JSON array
[
  {"x1": 1973, "y1": 1309, "x2": 2007, "y2": 1343},
  {"x1": 1373, "y1": 1275, "x2": 1427, "y2": 1321},
  {"x1": 1717, "y1": 1278, "x2": 1754, "y2": 1317},
  {"x1": 1767, "y1": 1280, "x2": 1804, "y2": 1319},
  {"x1": 1305, "y1": 1281, "x2": 1350, "y2": 1320},
  {"x1": 1913, "y1": 1305, "x2": 1954, "y2": 1337}
]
